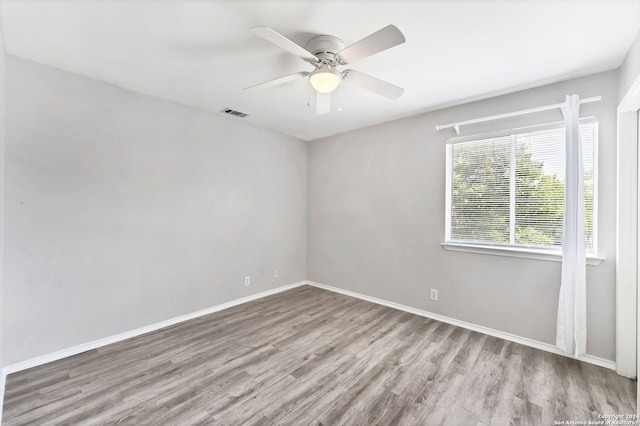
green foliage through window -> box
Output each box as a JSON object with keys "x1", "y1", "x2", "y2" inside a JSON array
[{"x1": 446, "y1": 122, "x2": 596, "y2": 251}]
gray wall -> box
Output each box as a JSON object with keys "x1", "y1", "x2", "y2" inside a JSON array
[
  {"x1": 0, "y1": 13, "x2": 5, "y2": 370},
  {"x1": 0, "y1": 53, "x2": 624, "y2": 365},
  {"x1": 619, "y1": 29, "x2": 640, "y2": 102},
  {"x1": 3, "y1": 56, "x2": 307, "y2": 365},
  {"x1": 307, "y1": 71, "x2": 618, "y2": 360}
]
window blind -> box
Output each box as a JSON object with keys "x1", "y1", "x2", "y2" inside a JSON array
[{"x1": 445, "y1": 119, "x2": 597, "y2": 252}]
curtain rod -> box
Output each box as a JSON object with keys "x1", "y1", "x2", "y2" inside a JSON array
[{"x1": 435, "y1": 96, "x2": 602, "y2": 135}]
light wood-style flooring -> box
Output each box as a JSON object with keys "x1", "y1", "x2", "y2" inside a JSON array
[{"x1": 2, "y1": 285, "x2": 636, "y2": 425}]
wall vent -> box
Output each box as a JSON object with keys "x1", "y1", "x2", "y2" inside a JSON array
[{"x1": 221, "y1": 108, "x2": 249, "y2": 118}]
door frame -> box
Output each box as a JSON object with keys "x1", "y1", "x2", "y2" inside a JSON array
[{"x1": 617, "y1": 75, "x2": 640, "y2": 385}]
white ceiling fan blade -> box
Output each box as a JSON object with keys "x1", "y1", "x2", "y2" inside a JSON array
[
  {"x1": 251, "y1": 27, "x2": 317, "y2": 63},
  {"x1": 344, "y1": 70, "x2": 404, "y2": 100},
  {"x1": 336, "y1": 25, "x2": 405, "y2": 65},
  {"x1": 316, "y1": 92, "x2": 331, "y2": 115},
  {"x1": 245, "y1": 72, "x2": 309, "y2": 90}
]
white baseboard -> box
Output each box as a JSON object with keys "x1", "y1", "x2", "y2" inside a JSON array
[
  {"x1": 305, "y1": 280, "x2": 616, "y2": 371},
  {"x1": 1, "y1": 281, "x2": 307, "y2": 378},
  {"x1": 0, "y1": 277, "x2": 617, "y2": 420},
  {"x1": 0, "y1": 281, "x2": 307, "y2": 423}
]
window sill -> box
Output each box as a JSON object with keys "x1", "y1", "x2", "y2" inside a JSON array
[{"x1": 441, "y1": 242, "x2": 605, "y2": 266}]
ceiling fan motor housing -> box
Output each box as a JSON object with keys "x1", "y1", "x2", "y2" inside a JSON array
[{"x1": 306, "y1": 35, "x2": 345, "y2": 63}]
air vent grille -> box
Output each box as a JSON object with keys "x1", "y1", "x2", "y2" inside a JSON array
[{"x1": 221, "y1": 108, "x2": 249, "y2": 118}]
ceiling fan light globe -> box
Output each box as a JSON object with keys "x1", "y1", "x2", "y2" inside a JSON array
[{"x1": 309, "y1": 68, "x2": 342, "y2": 94}]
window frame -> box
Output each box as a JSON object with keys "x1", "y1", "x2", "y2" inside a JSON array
[{"x1": 443, "y1": 117, "x2": 602, "y2": 264}]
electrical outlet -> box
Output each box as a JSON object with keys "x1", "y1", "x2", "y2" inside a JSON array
[
  {"x1": 274, "y1": 270, "x2": 279, "y2": 278},
  {"x1": 244, "y1": 275, "x2": 251, "y2": 287},
  {"x1": 430, "y1": 289, "x2": 439, "y2": 301}
]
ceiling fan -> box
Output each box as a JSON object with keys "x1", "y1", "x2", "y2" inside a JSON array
[{"x1": 246, "y1": 25, "x2": 406, "y2": 115}]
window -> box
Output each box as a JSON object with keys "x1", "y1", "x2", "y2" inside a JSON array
[{"x1": 445, "y1": 119, "x2": 597, "y2": 255}]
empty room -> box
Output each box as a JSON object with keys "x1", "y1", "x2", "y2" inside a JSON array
[{"x1": 0, "y1": 0, "x2": 639, "y2": 424}]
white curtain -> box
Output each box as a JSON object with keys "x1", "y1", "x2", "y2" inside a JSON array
[{"x1": 556, "y1": 94, "x2": 587, "y2": 357}]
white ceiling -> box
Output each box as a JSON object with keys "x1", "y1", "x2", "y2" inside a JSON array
[{"x1": 1, "y1": 0, "x2": 639, "y2": 141}]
